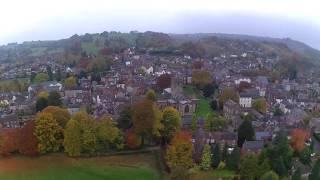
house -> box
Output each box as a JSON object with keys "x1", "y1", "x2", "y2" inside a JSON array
[
  {"x1": 242, "y1": 140, "x2": 265, "y2": 154},
  {"x1": 223, "y1": 100, "x2": 241, "y2": 129},
  {"x1": 239, "y1": 88, "x2": 259, "y2": 108}
]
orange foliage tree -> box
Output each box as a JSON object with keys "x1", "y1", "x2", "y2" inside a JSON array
[
  {"x1": 125, "y1": 128, "x2": 141, "y2": 149},
  {"x1": 19, "y1": 121, "x2": 39, "y2": 156},
  {"x1": 166, "y1": 131, "x2": 193, "y2": 169},
  {"x1": 290, "y1": 129, "x2": 309, "y2": 152}
]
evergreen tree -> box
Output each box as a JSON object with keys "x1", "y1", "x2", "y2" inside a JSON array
[
  {"x1": 261, "y1": 171, "x2": 279, "y2": 180},
  {"x1": 237, "y1": 119, "x2": 255, "y2": 147},
  {"x1": 309, "y1": 159, "x2": 320, "y2": 180},
  {"x1": 226, "y1": 146, "x2": 240, "y2": 171},
  {"x1": 200, "y1": 144, "x2": 211, "y2": 170},
  {"x1": 35, "y1": 97, "x2": 48, "y2": 112},
  {"x1": 299, "y1": 147, "x2": 311, "y2": 165},
  {"x1": 239, "y1": 154, "x2": 260, "y2": 179},
  {"x1": 211, "y1": 143, "x2": 221, "y2": 168},
  {"x1": 221, "y1": 142, "x2": 228, "y2": 161},
  {"x1": 191, "y1": 115, "x2": 197, "y2": 132},
  {"x1": 46, "y1": 66, "x2": 53, "y2": 81},
  {"x1": 64, "y1": 119, "x2": 81, "y2": 157},
  {"x1": 292, "y1": 167, "x2": 302, "y2": 180}
]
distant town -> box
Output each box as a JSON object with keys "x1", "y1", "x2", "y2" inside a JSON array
[{"x1": 0, "y1": 31, "x2": 320, "y2": 179}]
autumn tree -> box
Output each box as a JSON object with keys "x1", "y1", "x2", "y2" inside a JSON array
[
  {"x1": 145, "y1": 89, "x2": 157, "y2": 101},
  {"x1": 96, "y1": 116, "x2": 123, "y2": 151},
  {"x1": 252, "y1": 98, "x2": 267, "y2": 114},
  {"x1": 200, "y1": 144, "x2": 211, "y2": 170},
  {"x1": 132, "y1": 99, "x2": 162, "y2": 146},
  {"x1": 34, "y1": 112, "x2": 63, "y2": 153},
  {"x1": 38, "y1": 91, "x2": 49, "y2": 99},
  {"x1": 205, "y1": 113, "x2": 227, "y2": 132},
  {"x1": 219, "y1": 88, "x2": 239, "y2": 107},
  {"x1": 42, "y1": 106, "x2": 71, "y2": 128},
  {"x1": 237, "y1": 120, "x2": 255, "y2": 147},
  {"x1": 166, "y1": 131, "x2": 193, "y2": 169},
  {"x1": 64, "y1": 118, "x2": 81, "y2": 157},
  {"x1": 48, "y1": 91, "x2": 62, "y2": 107},
  {"x1": 161, "y1": 106, "x2": 181, "y2": 143},
  {"x1": 34, "y1": 73, "x2": 49, "y2": 83},
  {"x1": 156, "y1": 73, "x2": 171, "y2": 91},
  {"x1": 0, "y1": 129, "x2": 20, "y2": 156},
  {"x1": 125, "y1": 128, "x2": 141, "y2": 149},
  {"x1": 63, "y1": 76, "x2": 77, "y2": 89},
  {"x1": 192, "y1": 70, "x2": 212, "y2": 89},
  {"x1": 19, "y1": 121, "x2": 38, "y2": 156},
  {"x1": 290, "y1": 129, "x2": 309, "y2": 152}
]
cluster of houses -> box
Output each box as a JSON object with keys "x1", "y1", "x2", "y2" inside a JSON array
[{"x1": 0, "y1": 45, "x2": 320, "y2": 159}]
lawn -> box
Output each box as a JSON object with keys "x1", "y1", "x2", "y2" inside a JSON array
[
  {"x1": 191, "y1": 169, "x2": 237, "y2": 179},
  {"x1": 0, "y1": 153, "x2": 160, "y2": 180},
  {"x1": 195, "y1": 97, "x2": 213, "y2": 118}
]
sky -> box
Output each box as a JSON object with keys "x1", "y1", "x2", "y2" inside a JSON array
[{"x1": 1, "y1": 0, "x2": 320, "y2": 49}]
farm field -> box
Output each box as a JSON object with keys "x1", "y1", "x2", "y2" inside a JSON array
[{"x1": 0, "y1": 153, "x2": 160, "y2": 180}]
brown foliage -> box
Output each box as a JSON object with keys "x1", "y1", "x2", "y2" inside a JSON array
[
  {"x1": 0, "y1": 128, "x2": 20, "y2": 156},
  {"x1": 42, "y1": 106, "x2": 71, "y2": 128},
  {"x1": 238, "y1": 81, "x2": 251, "y2": 92},
  {"x1": 19, "y1": 121, "x2": 39, "y2": 156},
  {"x1": 290, "y1": 129, "x2": 310, "y2": 152},
  {"x1": 125, "y1": 128, "x2": 141, "y2": 149},
  {"x1": 156, "y1": 73, "x2": 171, "y2": 91}
]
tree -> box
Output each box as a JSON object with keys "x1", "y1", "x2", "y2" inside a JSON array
[
  {"x1": 0, "y1": 129, "x2": 20, "y2": 156},
  {"x1": 200, "y1": 144, "x2": 211, "y2": 170},
  {"x1": 292, "y1": 167, "x2": 302, "y2": 180},
  {"x1": 156, "y1": 73, "x2": 171, "y2": 91},
  {"x1": 237, "y1": 120, "x2": 255, "y2": 147},
  {"x1": 166, "y1": 131, "x2": 193, "y2": 169},
  {"x1": 19, "y1": 121, "x2": 38, "y2": 156},
  {"x1": 170, "y1": 166, "x2": 190, "y2": 180},
  {"x1": 55, "y1": 68, "x2": 62, "y2": 81},
  {"x1": 290, "y1": 128, "x2": 309, "y2": 152},
  {"x1": 226, "y1": 147, "x2": 240, "y2": 171},
  {"x1": 38, "y1": 91, "x2": 49, "y2": 99},
  {"x1": 48, "y1": 91, "x2": 62, "y2": 106},
  {"x1": 260, "y1": 171, "x2": 279, "y2": 180},
  {"x1": 63, "y1": 76, "x2": 77, "y2": 89},
  {"x1": 205, "y1": 113, "x2": 227, "y2": 132},
  {"x1": 238, "y1": 81, "x2": 251, "y2": 92},
  {"x1": 221, "y1": 142, "x2": 228, "y2": 162},
  {"x1": 132, "y1": 99, "x2": 162, "y2": 146},
  {"x1": 299, "y1": 147, "x2": 311, "y2": 165},
  {"x1": 267, "y1": 130, "x2": 293, "y2": 177},
  {"x1": 34, "y1": 73, "x2": 49, "y2": 83},
  {"x1": 64, "y1": 118, "x2": 81, "y2": 157},
  {"x1": 161, "y1": 107, "x2": 181, "y2": 143},
  {"x1": 210, "y1": 99, "x2": 218, "y2": 111},
  {"x1": 219, "y1": 88, "x2": 239, "y2": 107},
  {"x1": 96, "y1": 116, "x2": 123, "y2": 151},
  {"x1": 211, "y1": 143, "x2": 221, "y2": 168},
  {"x1": 34, "y1": 112, "x2": 63, "y2": 153},
  {"x1": 42, "y1": 106, "x2": 71, "y2": 128},
  {"x1": 117, "y1": 106, "x2": 132, "y2": 130},
  {"x1": 203, "y1": 84, "x2": 216, "y2": 98},
  {"x1": 192, "y1": 70, "x2": 212, "y2": 89},
  {"x1": 145, "y1": 89, "x2": 156, "y2": 101},
  {"x1": 252, "y1": 98, "x2": 267, "y2": 114},
  {"x1": 239, "y1": 154, "x2": 260, "y2": 180},
  {"x1": 35, "y1": 97, "x2": 48, "y2": 112},
  {"x1": 309, "y1": 159, "x2": 320, "y2": 180},
  {"x1": 125, "y1": 128, "x2": 141, "y2": 149}
]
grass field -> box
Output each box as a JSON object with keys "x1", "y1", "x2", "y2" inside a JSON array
[
  {"x1": 195, "y1": 97, "x2": 213, "y2": 118},
  {"x1": 0, "y1": 153, "x2": 160, "y2": 180},
  {"x1": 191, "y1": 169, "x2": 237, "y2": 179}
]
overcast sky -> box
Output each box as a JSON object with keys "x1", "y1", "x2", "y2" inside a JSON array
[{"x1": 1, "y1": 0, "x2": 320, "y2": 49}]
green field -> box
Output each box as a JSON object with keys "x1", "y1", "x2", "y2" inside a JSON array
[
  {"x1": 0, "y1": 153, "x2": 160, "y2": 180},
  {"x1": 82, "y1": 42, "x2": 99, "y2": 55},
  {"x1": 195, "y1": 97, "x2": 213, "y2": 118}
]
